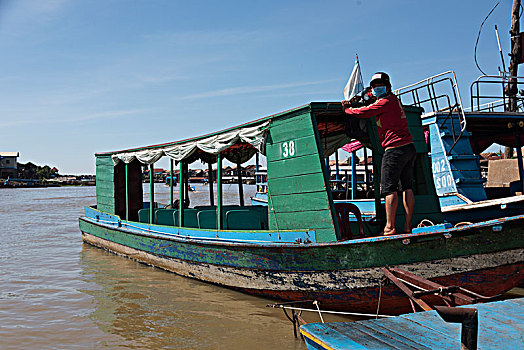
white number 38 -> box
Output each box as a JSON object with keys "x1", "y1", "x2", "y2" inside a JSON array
[{"x1": 282, "y1": 140, "x2": 295, "y2": 158}]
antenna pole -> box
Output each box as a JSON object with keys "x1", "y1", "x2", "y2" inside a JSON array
[
  {"x1": 495, "y1": 25, "x2": 507, "y2": 75},
  {"x1": 508, "y1": 0, "x2": 521, "y2": 112},
  {"x1": 506, "y1": 0, "x2": 521, "y2": 159}
]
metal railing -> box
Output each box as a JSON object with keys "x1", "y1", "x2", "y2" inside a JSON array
[
  {"x1": 394, "y1": 71, "x2": 467, "y2": 154},
  {"x1": 469, "y1": 75, "x2": 524, "y2": 112}
]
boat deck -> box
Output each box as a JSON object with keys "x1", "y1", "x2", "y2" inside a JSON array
[{"x1": 300, "y1": 298, "x2": 524, "y2": 350}]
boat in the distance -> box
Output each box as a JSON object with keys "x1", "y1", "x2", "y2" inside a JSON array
[
  {"x1": 79, "y1": 72, "x2": 524, "y2": 315},
  {"x1": 250, "y1": 167, "x2": 268, "y2": 206}
]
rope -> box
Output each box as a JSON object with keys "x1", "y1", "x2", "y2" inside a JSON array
[
  {"x1": 396, "y1": 277, "x2": 429, "y2": 292},
  {"x1": 376, "y1": 280, "x2": 383, "y2": 319},
  {"x1": 271, "y1": 305, "x2": 394, "y2": 318},
  {"x1": 313, "y1": 300, "x2": 325, "y2": 323},
  {"x1": 454, "y1": 221, "x2": 473, "y2": 228},
  {"x1": 417, "y1": 219, "x2": 434, "y2": 228}
]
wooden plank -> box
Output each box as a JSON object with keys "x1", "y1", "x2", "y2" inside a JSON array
[
  {"x1": 302, "y1": 323, "x2": 371, "y2": 350},
  {"x1": 268, "y1": 111, "x2": 310, "y2": 128},
  {"x1": 269, "y1": 191, "x2": 331, "y2": 212},
  {"x1": 270, "y1": 209, "x2": 335, "y2": 230},
  {"x1": 267, "y1": 114, "x2": 315, "y2": 143},
  {"x1": 479, "y1": 299, "x2": 524, "y2": 323},
  {"x1": 301, "y1": 294, "x2": 524, "y2": 350},
  {"x1": 96, "y1": 202, "x2": 115, "y2": 213},
  {"x1": 95, "y1": 170, "x2": 115, "y2": 182},
  {"x1": 398, "y1": 301, "x2": 524, "y2": 349},
  {"x1": 96, "y1": 195, "x2": 115, "y2": 207},
  {"x1": 312, "y1": 227, "x2": 338, "y2": 242},
  {"x1": 266, "y1": 109, "x2": 337, "y2": 242},
  {"x1": 96, "y1": 155, "x2": 114, "y2": 167},
  {"x1": 96, "y1": 161, "x2": 114, "y2": 169},
  {"x1": 329, "y1": 322, "x2": 406, "y2": 349},
  {"x1": 96, "y1": 192, "x2": 115, "y2": 201},
  {"x1": 266, "y1": 134, "x2": 319, "y2": 162},
  {"x1": 96, "y1": 187, "x2": 115, "y2": 200},
  {"x1": 96, "y1": 180, "x2": 114, "y2": 191},
  {"x1": 369, "y1": 317, "x2": 456, "y2": 350},
  {"x1": 267, "y1": 154, "x2": 323, "y2": 179},
  {"x1": 397, "y1": 311, "x2": 461, "y2": 339},
  {"x1": 268, "y1": 173, "x2": 326, "y2": 195},
  {"x1": 96, "y1": 206, "x2": 114, "y2": 214},
  {"x1": 96, "y1": 162, "x2": 114, "y2": 170},
  {"x1": 357, "y1": 322, "x2": 431, "y2": 350}
]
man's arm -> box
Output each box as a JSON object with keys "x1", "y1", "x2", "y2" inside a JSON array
[{"x1": 343, "y1": 97, "x2": 388, "y2": 119}]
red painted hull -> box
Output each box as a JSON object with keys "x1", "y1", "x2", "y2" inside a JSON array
[{"x1": 240, "y1": 262, "x2": 523, "y2": 315}]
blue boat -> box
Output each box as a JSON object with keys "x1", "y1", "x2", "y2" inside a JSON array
[
  {"x1": 79, "y1": 72, "x2": 524, "y2": 314},
  {"x1": 250, "y1": 167, "x2": 268, "y2": 206},
  {"x1": 300, "y1": 298, "x2": 524, "y2": 350}
]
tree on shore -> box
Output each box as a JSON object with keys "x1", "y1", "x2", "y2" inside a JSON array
[{"x1": 17, "y1": 162, "x2": 59, "y2": 179}]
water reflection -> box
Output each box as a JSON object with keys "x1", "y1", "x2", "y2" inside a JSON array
[
  {"x1": 0, "y1": 185, "x2": 355, "y2": 349},
  {"x1": 81, "y1": 244, "x2": 312, "y2": 349}
]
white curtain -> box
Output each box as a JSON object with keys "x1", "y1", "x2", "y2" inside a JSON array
[{"x1": 112, "y1": 121, "x2": 269, "y2": 166}]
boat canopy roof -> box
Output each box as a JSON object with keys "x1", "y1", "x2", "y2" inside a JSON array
[
  {"x1": 110, "y1": 119, "x2": 270, "y2": 165},
  {"x1": 97, "y1": 102, "x2": 353, "y2": 165}
]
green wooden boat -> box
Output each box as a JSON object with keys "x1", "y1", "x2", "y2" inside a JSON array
[{"x1": 79, "y1": 102, "x2": 524, "y2": 314}]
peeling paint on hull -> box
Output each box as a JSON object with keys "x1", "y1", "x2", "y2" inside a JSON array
[{"x1": 80, "y1": 218, "x2": 524, "y2": 314}]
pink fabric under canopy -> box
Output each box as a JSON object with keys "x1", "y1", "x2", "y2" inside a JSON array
[{"x1": 342, "y1": 140, "x2": 363, "y2": 153}]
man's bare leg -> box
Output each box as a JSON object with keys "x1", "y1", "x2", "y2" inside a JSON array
[
  {"x1": 384, "y1": 192, "x2": 397, "y2": 235},
  {"x1": 403, "y1": 189, "x2": 415, "y2": 233}
]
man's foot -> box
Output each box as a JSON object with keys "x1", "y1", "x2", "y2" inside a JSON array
[{"x1": 383, "y1": 228, "x2": 397, "y2": 236}]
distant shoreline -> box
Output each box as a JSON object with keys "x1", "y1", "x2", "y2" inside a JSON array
[{"x1": 1, "y1": 177, "x2": 96, "y2": 188}]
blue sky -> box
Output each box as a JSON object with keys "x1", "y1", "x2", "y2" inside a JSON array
[{"x1": 0, "y1": 0, "x2": 517, "y2": 174}]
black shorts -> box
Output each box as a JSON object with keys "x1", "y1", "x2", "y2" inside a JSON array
[{"x1": 381, "y1": 143, "x2": 417, "y2": 196}]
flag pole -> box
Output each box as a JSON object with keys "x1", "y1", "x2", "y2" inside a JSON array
[{"x1": 356, "y1": 54, "x2": 363, "y2": 88}]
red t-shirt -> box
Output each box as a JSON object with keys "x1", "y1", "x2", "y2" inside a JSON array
[{"x1": 344, "y1": 94, "x2": 413, "y2": 149}]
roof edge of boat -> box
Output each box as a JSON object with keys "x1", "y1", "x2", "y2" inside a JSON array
[{"x1": 95, "y1": 102, "x2": 326, "y2": 156}]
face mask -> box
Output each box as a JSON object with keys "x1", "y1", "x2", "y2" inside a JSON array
[{"x1": 372, "y1": 86, "x2": 387, "y2": 98}]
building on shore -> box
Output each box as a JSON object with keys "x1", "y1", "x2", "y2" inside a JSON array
[{"x1": 0, "y1": 152, "x2": 19, "y2": 178}]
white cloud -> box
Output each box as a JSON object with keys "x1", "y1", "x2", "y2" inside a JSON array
[{"x1": 181, "y1": 79, "x2": 339, "y2": 100}]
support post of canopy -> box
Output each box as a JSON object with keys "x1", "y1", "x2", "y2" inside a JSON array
[
  {"x1": 237, "y1": 159, "x2": 244, "y2": 206},
  {"x1": 345, "y1": 169, "x2": 349, "y2": 199},
  {"x1": 169, "y1": 159, "x2": 174, "y2": 208},
  {"x1": 184, "y1": 162, "x2": 189, "y2": 205},
  {"x1": 149, "y1": 163, "x2": 155, "y2": 224},
  {"x1": 217, "y1": 153, "x2": 223, "y2": 230},
  {"x1": 325, "y1": 157, "x2": 331, "y2": 191},
  {"x1": 364, "y1": 147, "x2": 369, "y2": 191},
  {"x1": 255, "y1": 152, "x2": 260, "y2": 193},
  {"x1": 179, "y1": 160, "x2": 184, "y2": 227},
  {"x1": 351, "y1": 151, "x2": 357, "y2": 199},
  {"x1": 208, "y1": 161, "x2": 214, "y2": 206},
  {"x1": 125, "y1": 163, "x2": 129, "y2": 220},
  {"x1": 335, "y1": 150, "x2": 340, "y2": 191}
]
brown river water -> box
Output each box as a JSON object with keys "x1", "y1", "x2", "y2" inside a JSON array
[{"x1": 0, "y1": 184, "x2": 353, "y2": 350}]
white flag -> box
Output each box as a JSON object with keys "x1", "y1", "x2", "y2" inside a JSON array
[{"x1": 343, "y1": 55, "x2": 364, "y2": 100}]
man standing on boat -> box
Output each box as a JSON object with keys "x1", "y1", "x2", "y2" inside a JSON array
[{"x1": 341, "y1": 72, "x2": 416, "y2": 235}]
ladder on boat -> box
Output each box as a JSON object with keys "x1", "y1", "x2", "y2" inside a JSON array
[
  {"x1": 395, "y1": 71, "x2": 467, "y2": 155},
  {"x1": 395, "y1": 71, "x2": 486, "y2": 202}
]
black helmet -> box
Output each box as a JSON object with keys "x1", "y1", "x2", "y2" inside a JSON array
[{"x1": 370, "y1": 72, "x2": 391, "y2": 87}]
